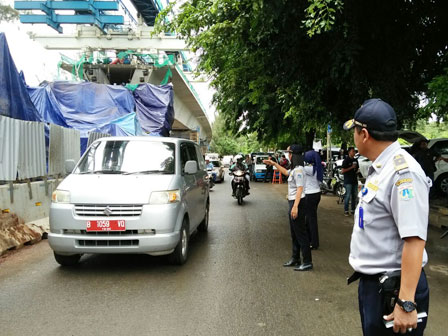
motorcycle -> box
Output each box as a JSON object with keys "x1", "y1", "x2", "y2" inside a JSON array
[
  {"x1": 230, "y1": 169, "x2": 249, "y2": 205},
  {"x1": 320, "y1": 163, "x2": 345, "y2": 203}
]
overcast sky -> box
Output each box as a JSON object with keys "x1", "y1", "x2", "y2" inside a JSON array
[{"x1": 1, "y1": 0, "x2": 216, "y2": 123}]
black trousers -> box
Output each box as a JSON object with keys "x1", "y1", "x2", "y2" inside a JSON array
[
  {"x1": 305, "y1": 192, "x2": 321, "y2": 248},
  {"x1": 263, "y1": 167, "x2": 273, "y2": 182},
  {"x1": 288, "y1": 200, "x2": 312, "y2": 264},
  {"x1": 358, "y1": 269, "x2": 429, "y2": 336}
]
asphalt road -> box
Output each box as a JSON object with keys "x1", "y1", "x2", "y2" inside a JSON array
[{"x1": 1, "y1": 176, "x2": 448, "y2": 335}]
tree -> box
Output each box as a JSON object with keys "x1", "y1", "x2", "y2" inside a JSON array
[
  {"x1": 209, "y1": 113, "x2": 263, "y2": 154},
  {"x1": 156, "y1": 1, "x2": 448, "y2": 147},
  {"x1": 0, "y1": 3, "x2": 19, "y2": 22}
]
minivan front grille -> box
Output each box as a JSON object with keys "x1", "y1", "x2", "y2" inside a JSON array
[
  {"x1": 74, "y1": 204, "x2": 143, "y2": 217},
  {"x1": 77, "y1": 239, "x2": 139, "y2": 247}
]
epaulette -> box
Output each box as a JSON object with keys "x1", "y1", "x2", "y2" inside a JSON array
[{"x1": 393, "y1": 154, "x2": 409, "y2": 172}]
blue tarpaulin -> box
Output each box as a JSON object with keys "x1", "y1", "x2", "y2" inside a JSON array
[
  {"x1": 0, "y1": 33, "x2": 42, "y2": 122},
  {"x1": 134, "y1": 83, "x2": 174, "y2": 136},
  {"x1": 28, "y1": 81, "x2": 136, "y2": 133},
  {"x1": 28, "y1": 81, "x2": 144, "y2": 153}
]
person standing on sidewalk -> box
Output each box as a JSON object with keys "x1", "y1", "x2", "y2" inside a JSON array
[
  {"x1": 263, "y1": 155, "x2": 275, "y2": 182},
  {"x1": 304, "y1": 149, "x2": 323, "y2": 250},
  {"x1": 344, "y1": 98, "x2": 431, "y2": 335},
  {"x1": 263, "y1": 145, "x2": 313, "y2": 271},
  {"x1": 342, "y1": 147, "x2": 359, "y2": 216}
]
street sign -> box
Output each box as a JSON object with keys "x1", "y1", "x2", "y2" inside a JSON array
[{"x1": 327, "y1": 124, "x2": 332, "y2": 134}]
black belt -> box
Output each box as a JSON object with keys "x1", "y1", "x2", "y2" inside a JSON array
[{"x1": 347, "y1": 271, "x2": 383, "y2": 285}]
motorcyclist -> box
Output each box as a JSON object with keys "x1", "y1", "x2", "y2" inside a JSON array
[
  {"x1": 205, "y1": 159, "x2": 214, "y2": 170},
  {"x1": 230, "y1": 154, "x2": 250, "y2": 196}
]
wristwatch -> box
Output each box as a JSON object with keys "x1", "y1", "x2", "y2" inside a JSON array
[{"x1": 397, "y1": 298, "x2": 417, "y2": 312}]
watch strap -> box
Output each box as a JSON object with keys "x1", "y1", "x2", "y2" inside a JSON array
[{"x1": 397, "y1": 298, "x2": 417, "y2": 312}]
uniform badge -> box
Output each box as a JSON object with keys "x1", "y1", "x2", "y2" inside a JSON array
[
  {"x1": 367, "y1": 182, "x2": 378, "y2": 191},
  {"x1": 393, "y1": 154, "x2": 409, "y2": 172},
  {"x1": 398, "y1": 185, "x2": 414, "y2": 201},
  {"x1": 395, "y1": 178, "x2": 413, "y2": 187}
]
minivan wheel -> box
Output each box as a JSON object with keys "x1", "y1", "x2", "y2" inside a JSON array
[
  {"x1": 169, "y1": 219, "x2": 189, "y2": 265},
  {"x1": 437, "y1": 174, "x2": 448, "y2": 194},
  {"x1": 54, "y1": 252, "x2": 81, "y2": 266},
  {"x1": 198, "y1": 202, "x2": 209, "y2": 232}
]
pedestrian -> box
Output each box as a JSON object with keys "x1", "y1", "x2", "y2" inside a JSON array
[
  {"x1": 413, "y1": 139, "x2": 437, "y2": 198},
  {"x1": 413, "y1": 139, "x2": 435, "y2": 183},
  {"x1": 341, "y1": 146, "x2": 359, "y2": 216},
  {"x1": 344, "y1": 98, "x2": 431, "y2": 335},
  {"x1": 263, "y1": 144, "x2": 313, "y2": 271},
  {"x1": 304, "y1": 149, "x2": 323, "y2": 250},
  {"x1": 245, "y1": 154, "x2": 253, "y2": 180},
  {"x1": 279, "y1": 154, "x2": 289, "y2": 182},
  {"x1": 263, "y1": 155, "x2": 275, "y2": 182}
]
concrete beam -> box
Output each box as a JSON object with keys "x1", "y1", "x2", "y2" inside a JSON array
[{"x1": 28, "y1": 26, "x2": 188, "y2": 51}]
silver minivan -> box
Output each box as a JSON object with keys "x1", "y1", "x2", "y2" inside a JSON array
[{"x1": 49, "y1": 137, "x2": 209, "y2": 266}]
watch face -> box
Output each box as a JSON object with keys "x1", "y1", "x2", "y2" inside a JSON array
[{"x1": 403, "y1": 301, "x2": 416, "y2": 312}]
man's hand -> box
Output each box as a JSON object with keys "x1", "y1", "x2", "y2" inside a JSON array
[
  {"x1": 290, "y1": 206, "x2": 298, "y2": 220},
  {"x1": 263, "y1": 159, "x2": 274, "y2": 166},
  {"x1": 384, "y1": 304, "x2": 417, "y2": 334}
]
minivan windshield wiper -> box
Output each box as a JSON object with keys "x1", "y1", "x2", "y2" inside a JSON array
[
  {"x1": 92, "y1": 170, "x2": 127, "y2": 174},
  {"x1": 123, "y1": 170, "x2": 172, "y2": 175}
]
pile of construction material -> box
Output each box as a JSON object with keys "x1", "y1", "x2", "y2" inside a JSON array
[{"x1": 0, "y1": 213, "x2": 48, "y2": 255}]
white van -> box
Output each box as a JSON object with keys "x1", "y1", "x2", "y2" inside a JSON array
[{"x1": 49, "y1": 137, "x2": 209, "y2": 266}]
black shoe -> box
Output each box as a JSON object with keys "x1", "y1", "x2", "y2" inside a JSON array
[
  {"x1": 310, "y1": 245, "x2": 319, "y2": 250},
  {"x1": 294, "y1": 263, "x2": 313, "y2": 271},
  {"x1": 344, "y1": 211, "x2": 349, "y2": 217},
  {"x1": 283, "y1": 258, "x2": 300, "y2": 267}
]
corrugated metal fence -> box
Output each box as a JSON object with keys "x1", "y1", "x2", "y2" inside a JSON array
[
  {"x1": 0, "y1": 115, "x2": 86, "y2": 181},
  {"x1": 48, "y1": 124, "x2": 81, "y2": 176},
  {"x1": 87, "y1": 132, "x2": 110, "y2": 148}
]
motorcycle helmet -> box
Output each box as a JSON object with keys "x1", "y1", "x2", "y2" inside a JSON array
[{"x1": 234, "y1": 154, "x2": 243, "y2": 163}]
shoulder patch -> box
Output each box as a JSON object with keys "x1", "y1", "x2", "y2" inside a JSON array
[
  {"x1": 393, "y1": 154, "x2": 409, "y2": 172},
  {"x1": 398, "y1": 185, "x2": 414, "y2": 201}
]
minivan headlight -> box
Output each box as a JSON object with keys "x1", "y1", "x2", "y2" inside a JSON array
[
  {"x1": 52, "y1": 190, "x2": 71, "y2": 203},
  {"x1": 149, "y1": 190, "x2": 180, "y2": 204}
]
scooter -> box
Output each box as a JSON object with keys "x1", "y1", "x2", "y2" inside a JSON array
[
  {"x1": 230, "y1": 169, "x2": 249, "y2": 205},
  {"x1": 320, "y1": 164, "x2": 345, "y2": 203}
]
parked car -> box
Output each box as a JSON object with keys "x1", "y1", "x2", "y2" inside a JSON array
[
  {"x1": 49, "y1": 137, "x2": 210, "y2": 266},
  {"x1": 356, "y1": 130, "x2": 448, "y2": 193}
]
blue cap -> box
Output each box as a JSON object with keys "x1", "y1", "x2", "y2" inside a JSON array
[{"x1": 343, "y1": 98, "x2": 397, "y2": 132}]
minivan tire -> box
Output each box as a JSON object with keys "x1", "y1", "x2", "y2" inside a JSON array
[
  {"x1": 436, "y1": 173, "x2": 448, "y2": 194},
  {"x1": 169, "y1": 218, "x2": 189, "y2": 265},
  {"x1": 198, "y1": 201, "x2": 209, "y2": 232},
  {"x1": 54, "y1": 252, "x2": 81, "y2": 266}
]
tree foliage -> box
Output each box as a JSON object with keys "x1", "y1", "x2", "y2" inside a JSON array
[
  {"x1": 209, "y1": 113, "x2": 263, "y2": 155},
  {"x1": 157, "y1": 0, "x2": 448, "y2": 147},
  {"x1": 0, "y1": 4, "x2": 19, "y2": 22}
]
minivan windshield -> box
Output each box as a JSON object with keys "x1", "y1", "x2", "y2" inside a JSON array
[{"x1": 75, "y1": 140, "x2": 175, "y2": 175}]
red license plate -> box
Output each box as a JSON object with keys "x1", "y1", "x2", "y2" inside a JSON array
[{"x1": 86, "y1": 220, "x2": 126, "y2": 232}]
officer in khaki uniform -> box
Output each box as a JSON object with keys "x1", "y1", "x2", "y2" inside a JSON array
[{"x1": 344, "y1": 99, "x2": 431, "y2": 335}]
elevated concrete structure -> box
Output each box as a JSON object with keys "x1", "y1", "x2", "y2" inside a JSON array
[{"x1": 62, "y1": 61, "x2": 212, "y2": 145}]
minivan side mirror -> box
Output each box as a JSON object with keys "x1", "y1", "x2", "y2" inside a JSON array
[
  {"x1": 184, "y1": 160, "x2": 198, "y2": 175},
  {"x1": 65, "y1": 159, "x2": 76, "y2": 174}
]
